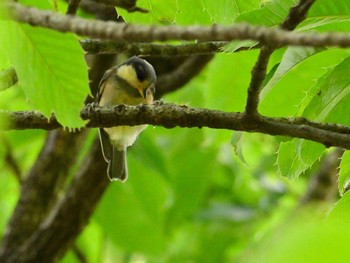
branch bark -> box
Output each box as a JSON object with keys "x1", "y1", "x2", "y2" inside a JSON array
[
  {"x1": 0, "y1": 138, "x2": 109, "y2": 263},
  {"x1": 0, "y1": 130, "x2": 87, "y2": 259},
  {"x1": 80, "y1": 40, "x2": 228, "y2": 56},
  {"x1": 6, "y1": 2, "x2": 350, "y2": 48},
  {"x1": 3, "y1": 103, "x2": 350, "y2": 149}
]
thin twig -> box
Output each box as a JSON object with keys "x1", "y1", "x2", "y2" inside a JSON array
[
  {"x1": 80, "y1": 39, "x2": 228, "y2": 56},
  {"x1": 66, "y1": 0, "x2": 81, "y2": 15}
]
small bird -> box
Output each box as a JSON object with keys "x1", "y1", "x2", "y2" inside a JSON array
[{"x1": 96, "y1": 56, "x2": 156, "y2": 182}]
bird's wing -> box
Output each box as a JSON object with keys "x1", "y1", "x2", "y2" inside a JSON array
[{"x1": 96, "y1": 68, "x2": 116, "y2": 103}]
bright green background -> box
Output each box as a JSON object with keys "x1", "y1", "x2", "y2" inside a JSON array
[{"x1": 1, "y1": 0, "x2": 350, "y2": 262}]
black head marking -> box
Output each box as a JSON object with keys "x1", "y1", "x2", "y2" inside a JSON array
[{"x1": 125, "y1": 56, "x2": 148, "y2": 82}]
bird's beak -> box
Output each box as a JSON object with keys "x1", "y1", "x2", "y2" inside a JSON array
[{"x1": 137, "y1": 85, "x2": 145, "y2": 98}]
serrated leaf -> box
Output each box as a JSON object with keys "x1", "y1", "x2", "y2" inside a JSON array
[
  {"x1": 277, "y1": 139, "x2": 325, "y2": 179},
  {"x1": 327, "y1": 189, "x2": 350, "y2": 226},
  {"x1": 201, "y1": 0, "x2": 260, "y2": 24},
  {"x1": 0, "y1": 21, "x2": 89, "y2": 128},
  {"x1": 220, "y1": 40, "x2": 258, "y2": 53},
  {"x1": 278, "y1": 58, "x2": 350, "y2": 178},
  {"x1": 231, "y1": 0, "x2": 298, "y2": 50},
  {"x1": 260, "y1": 47, "x2": 324, "y2": 100},
  {"x1": 261, "y1": 49, "x2": 350, "y2": 117},
  {"x1": 299, "y1": 0, "x2": 350, "y2": 32},
  {"x1": 338, "y1": 151, "x2": 350, "y2": 195},
  {"x1": 235, "y1": 0, "x2": 299, "y2": 26},
  {"x1": 302, "y1": 56, "x2": 350, "y2": 126}
]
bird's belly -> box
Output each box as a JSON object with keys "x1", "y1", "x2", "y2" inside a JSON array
[{"x1": 104, "y1": 125, "x2": 147, "y2": 150}]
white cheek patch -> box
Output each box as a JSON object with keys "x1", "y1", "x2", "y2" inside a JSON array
[{"x1": 117, "y1": 65, "x2": 139, "y2": 88}]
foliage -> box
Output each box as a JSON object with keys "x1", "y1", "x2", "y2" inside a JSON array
[{"x1": 1, "y1": 0, "x2": 350, "y2": 262}]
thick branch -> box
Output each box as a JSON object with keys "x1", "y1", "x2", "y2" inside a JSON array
[
  {"x1": 7, "y1": 3, "x2": 350, "y2": 47},
  {"x1": 0, "y1": 130, "x2": 87, "y2": 258},
  {"x1": 0, "y1": 139, "x2": 109, "y2": 263},
  {"x1": 80, "y1": 105, "x2": 350, "y2": 149},
  {"x1": 3, "y1": 104, "x2": 350, "y2": 148}
]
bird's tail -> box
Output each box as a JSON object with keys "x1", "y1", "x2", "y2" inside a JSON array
[{"x1": 107, "y1": 146, "x2": 128, "y2": 182}]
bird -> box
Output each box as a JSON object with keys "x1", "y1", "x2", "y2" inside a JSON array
[{"x1": 96, "y1": 56, "x2": 156, "y2": 182}]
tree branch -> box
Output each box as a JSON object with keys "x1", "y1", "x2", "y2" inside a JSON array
[
  {"x1": 3, "y1": 104, "x2": 350, "y2": 149},
  {"x1": 0, "y1": 138, "x2": 110, "y2": 263},
  {"x1": 6, "y1": 2, "x2": 350, "y2": 48},
  {"x1": 245, "y1": 0, "x2": 316, "y2": 116},
  {"x1": 0, "y1": 130, "x2": 87, "y2": 258},
  {"x1": 66, "y1": 0, "x2": 82, "y2": 15},
  {"x1": 80, "y1": 39, "x2": 228, "y2": 56}
]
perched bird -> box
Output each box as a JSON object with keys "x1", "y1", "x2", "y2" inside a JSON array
[{"x1": 96, "y1": 56, "x2": 156, "y2": 182}]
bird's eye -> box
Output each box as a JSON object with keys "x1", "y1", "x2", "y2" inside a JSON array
[{"x1": 134, "y1": 63, "x2": 148, "y2": 82}]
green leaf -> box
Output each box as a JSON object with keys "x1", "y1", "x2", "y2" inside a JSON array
[
  {"x1": 235, "y1": 0, "x2": 298, "y2": 26},
  {"x1": 118, "y1": 0, "x2": 178, "y2": 25},
  {"x1": 299, "y1": 0, "x2": 350, "y2": 32},
  {"x1": 206, "y1": 52, "x2": 258, "y2": 112},
  {"x1": 220, "y1": 40, "x2": 258, "y2": 53},
  {"x1": 231, "y1": 0, "x2": 297, "y2": 50},
  {"x1": 302, "y1": 56, "x2": 350, "y2": 126},
  {"x1": 120, "y1": 0, "x2": 260, "y2": 26},
  {"x1": 261, "y1": 47, "x2": 324, "y2": 100},
  {"x1": 0, "y1": 21, "x2": 89, "y2": 128},
  {"x1": 338, "y1": 151, "x2": 350, "y2": 195},
  {"x1": 201, "y1": 0, "x2": 260, "y2": 24},
  {"x1": 260, "y1": 49, "x2": 350, "y2": 117},
  {"x1": 327, "y1": 189, "x2": 350, "y2": 223},
  {"x1": 277, "y1": 139, "x2": 325, "y2": 179}
]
